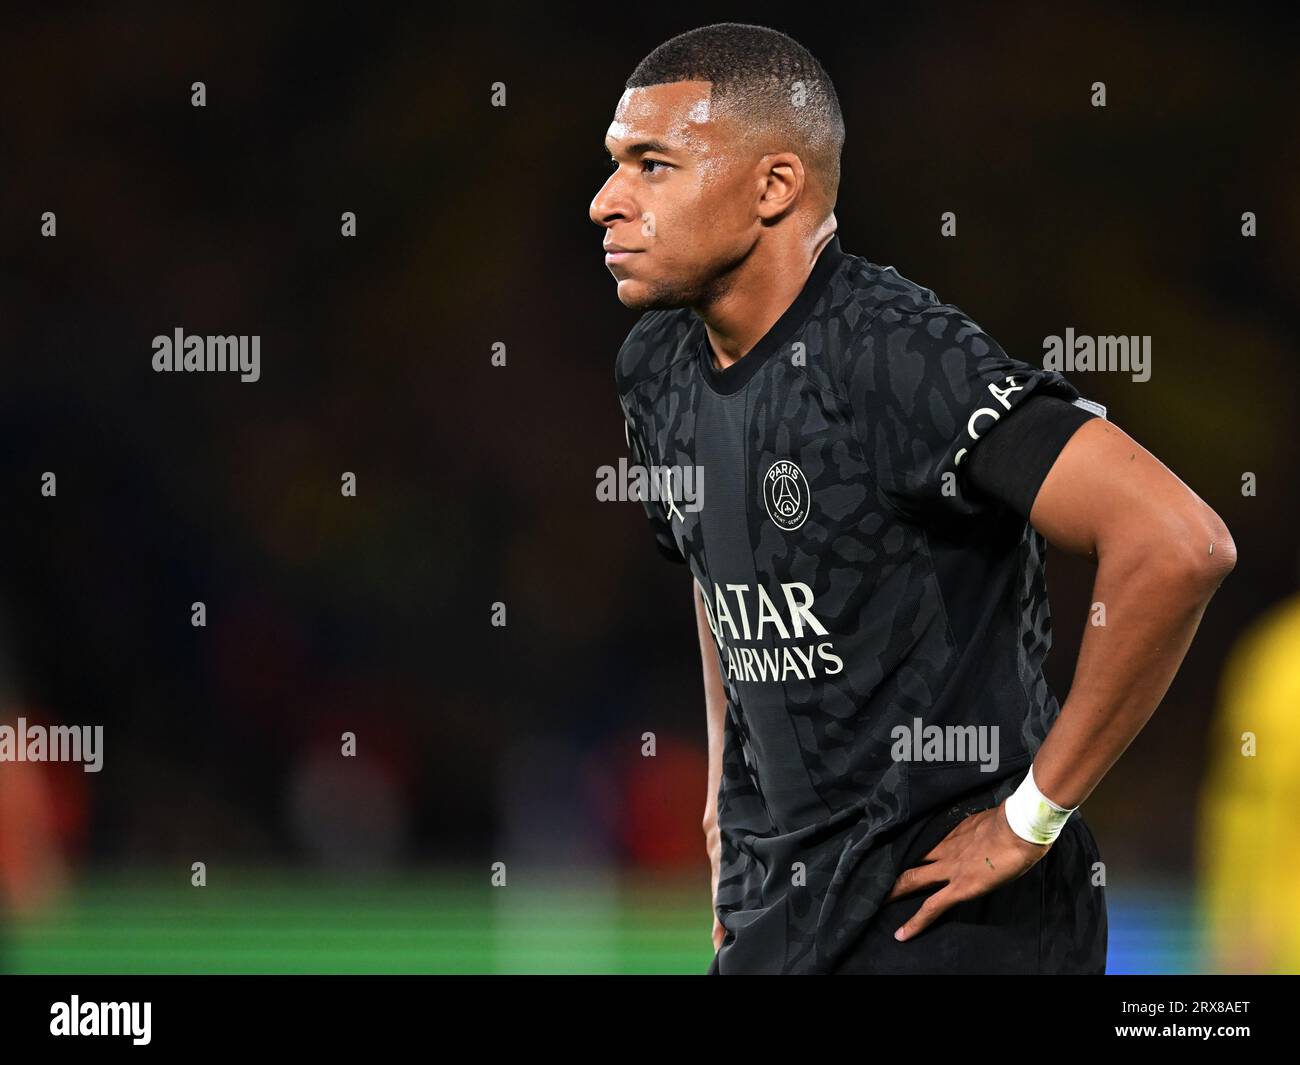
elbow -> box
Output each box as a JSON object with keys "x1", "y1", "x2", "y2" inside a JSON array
[
  {"x1": 1104, "y1": 502, "x2": 1237, "y2": 596},
  {"x1": 1160, "y1": 505, "x2": 1237, "y2": 595},
  {"x1": 702, "y1": 811, "x2": 720, "y2": 845}
]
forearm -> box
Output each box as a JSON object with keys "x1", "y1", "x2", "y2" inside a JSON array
[
  {"x1": 704, "y1": 721, "x2": 723, "y2": 887},
  {"x1": 703, "y1": 706, "x2": 724, "y2": 835},
  {"x1": 1032, "y1": 532, "x2": 1235, "y2": 809}
]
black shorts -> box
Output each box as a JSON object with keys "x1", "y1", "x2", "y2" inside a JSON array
[{"x1": 707, "y1": 786, "x2": 1107, "y2": 975}]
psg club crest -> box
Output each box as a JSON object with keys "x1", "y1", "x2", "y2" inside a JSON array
[{"x1": 763, "y1": 459, "x2": 810, "y2": 531}]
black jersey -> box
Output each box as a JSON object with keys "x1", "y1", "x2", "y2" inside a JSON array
[{"x1": 614, "y1": 235, "x2": 1104, "y2": 974}]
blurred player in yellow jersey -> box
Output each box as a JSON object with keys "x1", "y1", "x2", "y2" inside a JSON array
[{"x1": 1197, "y1": 587, "x2": 1300, "y2": 974}]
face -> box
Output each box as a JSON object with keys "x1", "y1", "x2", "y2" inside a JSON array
[{"x1": 589, "y1": 81, "x2": 762, "y2": 310}]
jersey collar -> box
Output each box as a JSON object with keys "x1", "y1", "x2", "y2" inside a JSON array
[{"x1": 696, "y1": 234, "x2": 846, "y2": 396}]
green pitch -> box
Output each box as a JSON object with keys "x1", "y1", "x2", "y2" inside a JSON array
[{"x1": 3, "y1": 867, "x2": 715, "y2": 975}]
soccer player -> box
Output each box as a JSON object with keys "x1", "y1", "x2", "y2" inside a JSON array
[{"x1": 590, "y1": 23, "x2": 1236, "y2": 974}]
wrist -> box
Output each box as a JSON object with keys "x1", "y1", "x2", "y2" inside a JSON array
[{"x1": 1002, "y1": 763, "x2": 1078, "y2": 846}]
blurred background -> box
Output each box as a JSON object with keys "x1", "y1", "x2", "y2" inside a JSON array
[{"x1": 0, "y1": 4, "x2": 1296, "y2": 974}]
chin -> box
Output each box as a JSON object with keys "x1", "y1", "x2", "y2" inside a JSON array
[{"x1": 616, "y1": 277, "x2": 688, "y2": 311}]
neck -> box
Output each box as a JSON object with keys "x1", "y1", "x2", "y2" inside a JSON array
[{"x1": 696, "y1": 215, "x2": 838, "y2": 372}]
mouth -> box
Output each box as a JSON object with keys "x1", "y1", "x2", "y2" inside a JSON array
[{"x1": 604, "y1": 246, "x2": 642, "y2": 264}]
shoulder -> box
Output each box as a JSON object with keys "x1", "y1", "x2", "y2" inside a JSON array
[
  {"x1": 840, "y1": 258, "x2": 995, "y2": 356},
  {"x1": 821, "y1": 257, "x2": 973, "y2": 382},
  {"x1": 833, "y1": 262, "x2": 1087, "y2": 421},
  {"x1": 614, "y1": 307, "x2": 699, "y2": 399},
  {"x1": 838, "y1": 256, "x2": 946, "y2": 322}
]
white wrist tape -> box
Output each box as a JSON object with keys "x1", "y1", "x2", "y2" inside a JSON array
[{"x1": 1003, "y1": 764, "x2": 1077, "y2": 845}]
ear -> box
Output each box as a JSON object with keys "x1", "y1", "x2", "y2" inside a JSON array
[{"x1": 755, "y1": 151, "x2": 805, "y2": 221}]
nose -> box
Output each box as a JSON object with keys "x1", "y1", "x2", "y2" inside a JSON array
[{"x1": 589, "y1": 170, "x2": 632, "y2": 230}]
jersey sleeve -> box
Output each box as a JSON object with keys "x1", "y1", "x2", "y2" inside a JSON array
[
  {"x1": 847, "y1": 303, "x2": 1099, "y2": 522},
  {"x1": 621, "y1": 407, "x2": 687, "y2": 565},
  {"x1": 963, "y1": 394, "x2": 1100, "y2": 521}
]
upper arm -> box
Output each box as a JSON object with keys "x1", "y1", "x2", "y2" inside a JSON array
[
  {"x1": 621, "y1": 401, "x2": 688, "y2": 565},
  {"x1": 696, "y1": 580, "x2": 729, "y2": 823},
  {"x1": 695, "y1": 581, "x2": 727, "y2": 709},
  {"x1": 1029, "y1": 417, "x2": 1237, "y2": 579},
  {"x1": 845, "y1": 303, "x2": 1090, "y2": 522}
]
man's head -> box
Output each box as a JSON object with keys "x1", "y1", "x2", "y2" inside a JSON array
[{"x1": 589, "y1": 23, "x2": 844, "y2": 310}]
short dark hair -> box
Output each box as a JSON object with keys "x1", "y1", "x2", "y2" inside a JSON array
[{"x1": 626, "y1": 23, "x2": 844, "y2": 215}]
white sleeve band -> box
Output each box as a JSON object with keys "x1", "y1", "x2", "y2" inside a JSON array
[{"x1": 1002, "y1": 763, "x2": 1078, "y2": 845}]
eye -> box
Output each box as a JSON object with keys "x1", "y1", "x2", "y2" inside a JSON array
[{"x1": 641, "y1": 158, "x2": 671, "y2": 174}]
